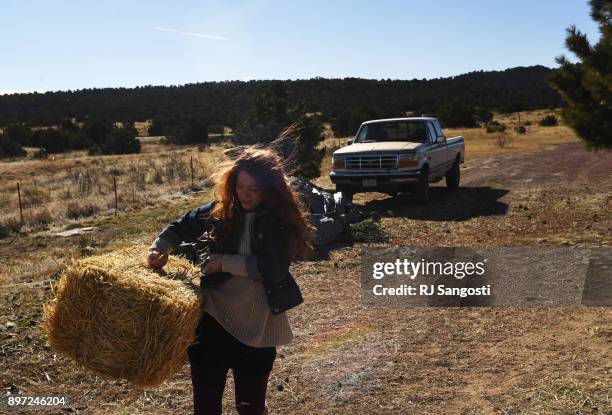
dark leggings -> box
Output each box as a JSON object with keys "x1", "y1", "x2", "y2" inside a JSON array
[
  {"x1": 191, "y1": 359, "x2": 270, "y2": 415},
  {"x1": 188, "y1": 312, "x2": 276, "y2": 414}
]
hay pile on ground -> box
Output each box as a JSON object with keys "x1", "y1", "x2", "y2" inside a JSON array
[{"x1": 41, "y1": 246, "x2": 203, "y2": 388}]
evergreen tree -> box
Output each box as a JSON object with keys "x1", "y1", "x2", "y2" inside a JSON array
[
  {"x1": 60, "y1": 118, "x2": 79, "y2": 132},
  {"x1": 548, "y1": 0, "x2": 612, "y2": 149},
  {"x1": 5, "y1": 123, "x2": 32, "y2": 146},
  {"x1": 36, "y1": 128, "x2": 68, "y2": 153},
  {"x1": 89, "y1": 122, "x2": 141, "y2": 155},
  {"x1": 148, "y1": 118, "x2": 165, "y2": 136},
  {"x1": 285, "y1": 103, "x2": 325, "y2": 180},
  {"x1": 83, "y1": 117, "x2": 113, "y2": 146},
  {"x1": 0, "y1": 133, "x2": 26, "y2": 158},
  {"x1": 436, "y1": 101, "x2": 477, "y2": 128},
  {"x1": 235, "y1": 83, "x2": 325, "y2": 179},
  {"x1": 169, "y1": 116, "x2": 208, "y2": 145},
  {"x1": 473, "y1": 107, "x2": 494, "y2": 124},
  {"x1": 234, "y1": 81, "x2": 289, "y2": 144}
]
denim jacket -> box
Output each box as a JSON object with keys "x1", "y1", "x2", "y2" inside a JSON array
[{"x1": 155, "y1": 200, "x2": 304, "y2": 315}]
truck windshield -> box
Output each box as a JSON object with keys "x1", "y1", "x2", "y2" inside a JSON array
[{"x1": 354, "y1": 121, "x2": 429, "y2": 143}]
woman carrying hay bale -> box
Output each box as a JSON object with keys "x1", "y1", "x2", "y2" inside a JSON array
[{"x1": 147, "y1": 146, "x2": 314, "y2": 415}]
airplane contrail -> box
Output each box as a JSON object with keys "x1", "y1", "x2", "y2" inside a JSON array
[{"x1": 153, "y1": 27, "x2": 229, "y2": 41}]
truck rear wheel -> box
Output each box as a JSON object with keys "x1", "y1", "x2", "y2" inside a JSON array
[
  {"x1": 445, "y1": 159, "x2": 460, "y2": 189},
  {"x1": 414, "y1": 168, "x2": 429, "y2": 205}
]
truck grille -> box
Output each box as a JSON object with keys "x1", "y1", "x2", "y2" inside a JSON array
[{"x1": 345, "y1": 155, "x2": 398, "y2": 170}]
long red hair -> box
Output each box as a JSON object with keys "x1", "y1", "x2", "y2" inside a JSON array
[{"x1": 209, "y1": 146, "x2": 314, "y2": 260}]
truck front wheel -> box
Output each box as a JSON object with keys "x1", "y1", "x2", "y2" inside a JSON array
[
  {"x1": 445, "y1": 159, "x2": 460, "y2": 189},
  {"x1": 414, "y1": 168, "x2": 429, "y2": 205}
]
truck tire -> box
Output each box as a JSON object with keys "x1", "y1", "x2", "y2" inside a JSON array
[
  {"x1": 414, "y1": 167, "x2": 429, "y2": 205},
  {"x1": 445, "y1": 159, "x2": 460, "y2": 189}
]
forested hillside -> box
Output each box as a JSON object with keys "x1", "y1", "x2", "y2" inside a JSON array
[{"x1": 0, "y1": 65, "x2": 560, "y2": 129}]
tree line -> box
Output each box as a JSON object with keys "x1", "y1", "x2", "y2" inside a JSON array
[{"x1": 0, "y1": 65, "x2": 560, "y2": 132}]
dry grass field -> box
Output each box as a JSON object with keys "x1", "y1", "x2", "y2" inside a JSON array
[{"x1": 1, "y1": 110, "x2": 610, "y2": 414}]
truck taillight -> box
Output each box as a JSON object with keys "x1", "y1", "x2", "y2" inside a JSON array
[
  {"x1": 332, "y1": 156, "x2": 345, "y2": 169},
  {"x1": 398, "y1": 154, "x2": 418, "y2": 168}
]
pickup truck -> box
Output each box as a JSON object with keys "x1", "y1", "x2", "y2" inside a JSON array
[{"x1": 329, "y1": 117, "x2": 464, "y2": 204}]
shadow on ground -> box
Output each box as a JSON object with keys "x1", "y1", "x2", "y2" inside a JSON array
[{"x1": 359, "y1": 186, "x2": 510, "y2": 221}]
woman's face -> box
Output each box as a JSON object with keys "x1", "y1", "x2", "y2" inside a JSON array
[{"x1": 235, "y1": 169, "x2": 263, "y2": 211}]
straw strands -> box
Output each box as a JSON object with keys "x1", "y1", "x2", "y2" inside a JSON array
[{"x1": 41, "y1": 246, "x2": 203, "y2": 388}]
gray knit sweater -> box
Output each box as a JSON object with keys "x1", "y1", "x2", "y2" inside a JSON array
[{"x1": 152, "y1": 211, "x2": 293, "y2": 348}]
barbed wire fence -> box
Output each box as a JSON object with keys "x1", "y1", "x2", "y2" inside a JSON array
[{"x1": 1, "y1": 154, "x2": 209, "y2": 233}]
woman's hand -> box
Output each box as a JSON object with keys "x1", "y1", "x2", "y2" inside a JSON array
[
  {"x1": 202, "y1": 253, "x2": 223, "y2": 274},
  {"x1": 147, "y1": 250, "x2": 168, "y2": 270}
]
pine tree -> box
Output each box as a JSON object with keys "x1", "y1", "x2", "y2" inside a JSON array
[
  {"x1": 235, "y1": 81, "x2": 289, "y2": 144},
  {"x1": 235, "y1": 83, "x2": 325, "y2": 179},
  {"x1": 0, "y1": 133, "x2": 26, "y2": 158},
  {"x1": 548, "y1": 0, "x2": 612, "y2": 149},
  {"x1": 148, "y1": 118, "x2": 165, "y2": 136},
  {"x1": 436, "y1": 101, "x2": 477, "y2": 128},
  {"x1": 285, "y1": 103, "x2": 325, "y2": 180}
]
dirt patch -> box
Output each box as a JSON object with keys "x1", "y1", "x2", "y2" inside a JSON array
[{"x1": 462, "y1": 142, "x2": 612, "y2": 187}]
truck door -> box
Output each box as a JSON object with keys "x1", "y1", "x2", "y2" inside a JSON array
[{"x1": 426, "y1": 121, "x2": 447, "y2": 179}]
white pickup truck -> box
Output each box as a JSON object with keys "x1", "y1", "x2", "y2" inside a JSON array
[{"x1": 329, "y1": 117, "x2": 464, "y2": 204}]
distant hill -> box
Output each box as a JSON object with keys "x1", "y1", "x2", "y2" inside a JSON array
[{"x1": 0, "y1": 65, "x2": 560, "y2": 128}]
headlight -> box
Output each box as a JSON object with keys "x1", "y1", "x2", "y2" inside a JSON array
[
  {"x1": 332, "y1": 156, "x2": 345, "y2": 169},
  {"x1": 398, "y1": 154, "x2": 419, "y2": 168}
]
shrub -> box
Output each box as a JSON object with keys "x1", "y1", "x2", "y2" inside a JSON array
[
  {"x1": 0, "y1": 215, "x2": 22, "y2": 238},
  {"x1": 127, "y1": 162, "x2": 147, "y2": 190},
  {"x1": 33, "y1": 148, "x2": 49, "y2": 159},
  {"x1": 473, "y1": 107, "x2": 494, "y2": 124},
  {"x1": 524, "y1": 120, "x2": 532, "y2": 126},
  {"x1": 26, "y1": 208, "x2": 53, "y2": 227},
  {"x1": 151, "y1": 163, "x2": 164, "y2": 184},
  {"x1": 485, "y1": 121, "x2": 507, "y2": 133},
  {"x1": 515, "y1": 125, "x2": 527, "y2": 134},
  {"x1": 539, "y1": 115, "x2": 558, "y2": 127},
  {"x1": 107, "y1": 167, "x2": 123, "y2": 176},
  {"x1": 165, "y1": 154, "x2": 189, "y2": 182},
  {"x1": 65, "y1": 201, "x2": 101, "y2": 219},
  {"x1": 349, "y1": 218, "x2": 387, "y2": 243},
  {"x1": 21, "y1": 186, "x2": 51, "y2": 206},
  {"x1": 496, "y1": 133, "x2": 511, "y2": 149}
]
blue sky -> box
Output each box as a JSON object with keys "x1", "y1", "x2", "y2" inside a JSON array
[{"x1": 0, "y1": 0, "x2": 601, "y2": 94}]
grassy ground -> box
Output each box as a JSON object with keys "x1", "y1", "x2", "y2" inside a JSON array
[{"x1": 1, "y1": 111, "x2": 610, "y2": 414}]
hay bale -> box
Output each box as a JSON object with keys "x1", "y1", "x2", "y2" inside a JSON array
[{"x1": 41, "y1": 246, "x2": 203, "y2": 388}]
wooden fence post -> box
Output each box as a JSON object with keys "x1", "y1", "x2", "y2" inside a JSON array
[
  {"x1": 190, "y1": 156, "x2": 194, "y2": 189},
  {"x1": 17, "y1": 182, "x2": 24, "y2": 226},
  {"x1": 113, "y1": 178, "x2": 118, "y2": 214}
]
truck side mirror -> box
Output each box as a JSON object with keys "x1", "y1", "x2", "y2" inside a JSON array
[
  {"x1": 346, "y1": 138, "x2": 354, "y2": 146},
  {"x1": 437, "y1": 136, "x2": 446, "y2": 143}
]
